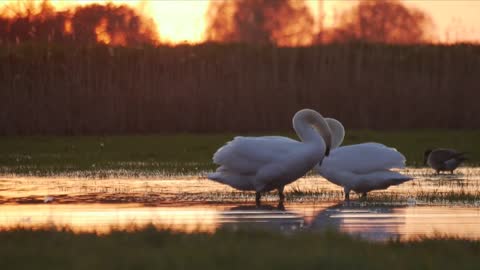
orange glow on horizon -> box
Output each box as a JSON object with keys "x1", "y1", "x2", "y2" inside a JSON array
[
  {"x1": 1, "y1": 0, "x2": 479, "y2": 44},
  {"x1": 94, "y1": 18, "x2": 111, "y2": 44},
  {"x1": 63, "y1": 19, "x2": 72, "y2": 34}
]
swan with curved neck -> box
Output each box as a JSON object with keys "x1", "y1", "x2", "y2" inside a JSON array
[
  {"x1": 292, "y1": 109, "x2": 332, "y2": 155},
  {"x1": 316, "y1": 118, "x2": 412, "y2": 201},
  {"x1": 325, "y1": 118, "x2": 344, "y2": 149},
  {"x1": 208, "y1": 109, "x2": 332, "y2": 205}
]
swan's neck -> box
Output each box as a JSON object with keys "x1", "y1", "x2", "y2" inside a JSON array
[
  {"x1": 293, "y1": 111, "x2": 331, "y2": 147},
  {"x1": 326, "y1": 118, "x2": 345, "y2": 149},
  {"x1": 294, "y1": 119, "x2": 323, "y2": 144}
]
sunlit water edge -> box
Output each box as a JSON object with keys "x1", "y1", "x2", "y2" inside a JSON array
[
  {"x1": 1, "y1": 167, "x2": 479, "y2": 204},
  {"x1": 1, "y1": 203, "x2": 480, "y2": 242},
  {"x1": 1, "y1": 167, "x2": 480, "y2": 241}
]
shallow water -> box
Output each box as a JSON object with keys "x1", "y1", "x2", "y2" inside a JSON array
[
  {"x1": 1, "y1": 167, "x2": 480, "y2": 241},
  {"x1": 1, "y1": 167, "x2": 479, "y2": 204},
  {"x1": 1, "y1": 203, "x2": 479, "y2": 241}
]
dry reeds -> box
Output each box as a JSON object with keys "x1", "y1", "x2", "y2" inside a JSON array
[{"x1": 1, "y1": 43, "x2": 479, "y2": 134}]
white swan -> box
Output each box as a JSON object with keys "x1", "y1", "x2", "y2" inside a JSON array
[
  {"x1": 315, "y1": 119, "x2": 413, "y2": 201},
  {"x1": 208, "y1": 109, "x2": 332, "y2": 205}
]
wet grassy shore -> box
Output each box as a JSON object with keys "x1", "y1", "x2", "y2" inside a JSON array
[
  {"x1": 0, "y1": 130, "x2": 479, "y2": 176},
  {"x1": 0, "y1": 227, "x2": 479, "y2": 270}
]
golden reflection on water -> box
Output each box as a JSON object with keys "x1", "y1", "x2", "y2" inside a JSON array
[
  {"x1": 0, "y1": 202, "x2": 479, "y2": 241},
  {"x1": 0, "y1": 204, "x2": 221, "y2": 234},
  {"x1": 401, "y1": 207, "x2": 480, "y2": 239},
  {"x1": 0, "y1": 167, "x2": 480, "y2": 241},
  {"x1": 0, "y1": 203, "x2": 329, "y2": 234},
  {"x1": 310, "y1": 204, "x2": 480, "y2": 241},
  {"x1": 1, "y1": 167, "x2": 480, "y2": 204}
]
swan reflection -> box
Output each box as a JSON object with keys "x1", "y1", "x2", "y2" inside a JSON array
[
  {"x1": 310, "y1": 203, "x2": 404, "y2": 241},
  {"x1": 309, "y1": 202, "x2": 480, "y2": 241},
  {"x1": 219, "y1": 203, "x2": 305, "y2": 232}
]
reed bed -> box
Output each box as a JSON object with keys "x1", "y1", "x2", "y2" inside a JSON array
[{"x1": 1, "y1": 43, "x2": 480, "y2": 134}]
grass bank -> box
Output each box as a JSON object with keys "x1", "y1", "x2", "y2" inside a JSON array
[
  {"x1": 0, "y1": 227, "x2": 478, "y2": 270},
  {"x1": 0, "y1": 130, "x2": 478, "y2": 176}
]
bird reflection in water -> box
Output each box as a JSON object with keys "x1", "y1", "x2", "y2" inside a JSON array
[
  {"x1": 310, "y1": 203, "x2": 406, "y2": 241},
  {"x1": 219, "y1": 202, "x2": 305, "y2": 232}
]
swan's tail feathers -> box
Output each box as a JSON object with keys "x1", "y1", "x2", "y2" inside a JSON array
[
  {"x1": 207, "y1": 170, "x2": 254, "y2": 191},
  {"x1": 207, "y1": 172, "x2": 224, "y2": 184},
  {"x1": 391, "y1": 175, "x2": 414, "y2": 184},
  {"x1": 383, "y1": 172, "x2": 414, "y2": 188},
  {"x1": 361, "y1": 171, "x2": 414, "y2": 190}
]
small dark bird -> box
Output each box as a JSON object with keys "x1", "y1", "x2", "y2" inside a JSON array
[{"x1": 424, "y1": 149, "x2": 467, "y2": 174}]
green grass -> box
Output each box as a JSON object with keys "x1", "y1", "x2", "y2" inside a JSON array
[
  {"x1": 0, "y1": 227, "x2": 479, "y2": 270},
  {"x1": 0, "y1": 130, "x2": 479, "y2": 176}
]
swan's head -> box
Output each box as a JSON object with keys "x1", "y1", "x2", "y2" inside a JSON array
[
  {"x1": 293, "y1": 109, "x2": 332, "y2": 157},
  {"x1": 423, "y1": 149, "x2": 432, "y2": 165},
  {"x1": 325, "y1": 118, "x2": 344, "y2": 149}
]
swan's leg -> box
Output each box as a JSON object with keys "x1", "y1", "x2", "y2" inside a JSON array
[
  {"x1": 450, "y1": 170, "x2": 454, "y2": 174},
  {"x1": 277, "y1": 201, "x2": 285, "y2": 211},
  {"x1": 277, "y1": 186, "x2": 285, "y2": 202},
  {"x1": 344, "y1": 187, "x2": 350, "y2": 201},
  {"x1": 255, "y1": 192, "x2": 262, "y2": 206}
]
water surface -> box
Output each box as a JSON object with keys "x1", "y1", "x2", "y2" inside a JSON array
[
  {"x1": 1, "y1": 203, "x2": 479, "y2": 241},
  {"x1": 1, "y1": 167, "x2": 480, "y2": 241}
]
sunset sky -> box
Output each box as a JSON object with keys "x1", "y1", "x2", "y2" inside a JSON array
[{"x1": 2, "y1": 0, "x2": 480, "y2": 44}]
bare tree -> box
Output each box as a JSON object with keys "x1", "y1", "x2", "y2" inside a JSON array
[
  {"x1": 72, "y1": 3, "x2": 158, "y2": 46},
  {"x1": 205, "y1": 0, "x2": 314, "y2": 46},
  {"x1": 0, "y1": 2, "x2": 159, "y2": 46},
  {"x1": 323, "y1": 0, "x2": 433, "y2": 44}
]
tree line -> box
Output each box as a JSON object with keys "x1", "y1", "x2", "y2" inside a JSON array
[{"x1": 1, "y1": 0, "x2": 434, "y2": 46}]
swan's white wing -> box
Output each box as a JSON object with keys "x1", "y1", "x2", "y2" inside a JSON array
[
  {"x1": 322, "y1": 142, "x2": 406, "y2": 174},
  {"x1": 213, "y1": 136, "x2": 300, "y2": 175}
]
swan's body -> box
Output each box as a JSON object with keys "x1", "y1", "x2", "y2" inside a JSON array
[
  {"x1": 208, "y1": 109, "x2": 332, "y2": 204},
  {"x1": 424, "y1": 148, "x2": 467, "y2": 174},
  {"x1": 315, "y1": 119, "x2": 412, "y2": 200}
]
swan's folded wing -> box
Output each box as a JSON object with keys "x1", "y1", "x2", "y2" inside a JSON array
[
  {"x1": 323, "y1": 142, "x2": 406, "y2": 174},
  {"x1": 213, "y1": 136, "x2": 300, "y2": 174}
]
